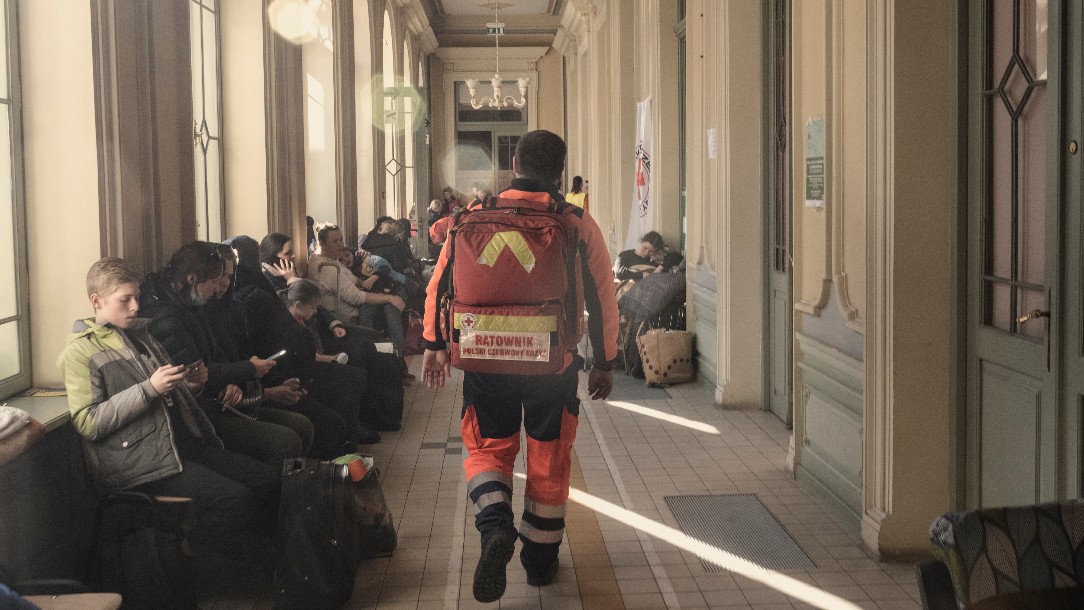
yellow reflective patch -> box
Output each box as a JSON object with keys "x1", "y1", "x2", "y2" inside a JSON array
[
  {"x1": 453, "y1": 313, "x2": 557, "y2": 332},
  {"x1": 478, "y1": 231, "x2": 536, "y2": 272}
]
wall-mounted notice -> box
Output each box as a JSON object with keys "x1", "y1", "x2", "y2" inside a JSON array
[{"x1": 805, "y1": 118, "x2": 825, "y2": 209}]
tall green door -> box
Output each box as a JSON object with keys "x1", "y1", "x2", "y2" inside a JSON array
[{"x1": 965, "y1": 0, "x2": 1077, "y2": 507}]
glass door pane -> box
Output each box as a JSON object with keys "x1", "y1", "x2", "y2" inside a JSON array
[{"x1": 983, "y1": 0, "x2": 1048, "y2": 339}]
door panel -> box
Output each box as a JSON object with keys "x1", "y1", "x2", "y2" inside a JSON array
[
  {"x1": 966, "y1": 0, "x2": 1059, "y2": 507},
  {"x1": 1059, "y1": 0, "x2": 1083, "y2": 496},
  {"x1": 978, "y1": 359, "x2": 1044, "y2": 506},
  {"x1": 767, "y1": 0, "x2": 792, "y2": 425}
]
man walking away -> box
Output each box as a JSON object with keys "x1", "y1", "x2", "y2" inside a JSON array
[{"x1": 421, "y1": 129, "x2": 620, "y2": 603}]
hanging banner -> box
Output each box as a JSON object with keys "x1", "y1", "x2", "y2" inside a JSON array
[{"x1": 625, "y1": 98, "x2": 653, "y2": 250}]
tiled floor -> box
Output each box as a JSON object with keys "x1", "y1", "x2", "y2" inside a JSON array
[{"x1": 339, "y1": 362, "x2": 923, "y2": 610}]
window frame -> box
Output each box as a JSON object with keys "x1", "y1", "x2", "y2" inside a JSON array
[
  {"x1": 190, "y1": 0, "x2": 226, "y2": 242},
  {"x1": 0, "y1": 0, "x2": 30, "y2": 400}
]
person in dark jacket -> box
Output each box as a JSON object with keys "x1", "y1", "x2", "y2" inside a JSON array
[
  {"x1": 138, "y1": 241, "x2": 312, "y2": 468},
  {"x1": 208, "y1": 244, "x2": 352, "y2": 458},
  {"x1": 613, "y1": 231, "x2": 667, "y2": 280},
  {"x1": 232, "y1": 234, "x2": 386, "y2": 443},
  {"x1": 364, "y1": 217, "x2": 415, "y2": 275}
]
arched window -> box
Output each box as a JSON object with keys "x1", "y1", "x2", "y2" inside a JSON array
[
  {"x1": 354, "y1": 0, "x2": 375, "y2": 227},
  {"x1": 190, "y1": 0, "x2": 224, "y2": 241},
  {"x1": 302, "y1": 0, "x2": 337, "y2": 227},
  {"x1": 381, "y1": 9, "x2": 398, "y2": 217},
  {"x1": 0, "y1": 0, "x2": 28, "y2": 397},
  {"x1": 402, "y1": 37, "x2": 415, "y2": 217}
]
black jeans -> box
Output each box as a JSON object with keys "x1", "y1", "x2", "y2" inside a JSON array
[{"x1": 132, "y1": 444, "x2": 279, "y2": 559}]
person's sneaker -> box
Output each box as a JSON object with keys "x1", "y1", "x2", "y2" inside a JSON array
[
  {"x1": 473, "y1": 532, "x2": 516, "y2": 603},
  {"x1": 525, "y1": 558, "x2": 559, "y2": 587}
]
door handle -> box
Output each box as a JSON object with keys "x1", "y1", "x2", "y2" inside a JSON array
[{"x1": 1016, "y1": 309, "x2": 1050, "y2": 324}]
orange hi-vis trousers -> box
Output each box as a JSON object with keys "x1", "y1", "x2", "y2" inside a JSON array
[{"x1": 461, "y1": 359, "x2": 581, "y2": 570}]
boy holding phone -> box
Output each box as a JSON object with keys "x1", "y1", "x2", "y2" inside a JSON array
[{"x1": 57, "y1": 257, "x2": 278, "y2": 561}]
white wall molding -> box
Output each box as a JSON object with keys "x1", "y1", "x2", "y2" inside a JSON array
[
  {"x1": 829, "y1": 0, "x2": 864, "y2": 332},
  {"x1": 793, "y1": 1, "x2": 833, "y2": 317},
  {"x1": 862, "y1": 0, "x2": 893, "y2": 553}
]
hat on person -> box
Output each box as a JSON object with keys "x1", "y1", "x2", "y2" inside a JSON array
[{"x1": 0, "y1": 405, "x2": 45, "y2": 466}]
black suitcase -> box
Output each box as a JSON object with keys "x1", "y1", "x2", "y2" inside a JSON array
[{"x1": 273, "y1": 458, "x2": 360, "y2": 610}]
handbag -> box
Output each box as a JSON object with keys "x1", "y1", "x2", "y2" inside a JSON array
[
  {"x1": 403, "y1": 309, "x2": 424, "y2": 356},
  {"x1": 636, "y1": 329, "x2": 695, "y2": 386},
  {"x1": 339, "y1": 455, "x2": 398, "y2": 558}
]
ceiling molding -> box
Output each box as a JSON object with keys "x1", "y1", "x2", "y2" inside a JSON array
[
  {"x1": 400, "y1": 0, "x2": 440, "y2": 53},
  {"x1": 430, "y1": 0, "x2": 565, "y2": 17},
  {"x1": 434, "y1": 46, "x2": 549, "y2": 73},
  {"x1": 552, "y1": 28, "x2": 575, "y2": 57},
  {"x1": 431, "y1": 14, "x2": 562, "y2": 34}
]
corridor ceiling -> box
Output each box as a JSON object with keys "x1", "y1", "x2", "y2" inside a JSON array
[{"x1": 419, "y1": 0, "x2": 566, "y2": 48}]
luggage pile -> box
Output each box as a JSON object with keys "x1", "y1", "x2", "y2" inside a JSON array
[
  {"x1": 616, "y1": 271, "x2": 694, "y2": 385},
  {"x1": 273, "y1": 454, "x2": 397, "y2": 610}
]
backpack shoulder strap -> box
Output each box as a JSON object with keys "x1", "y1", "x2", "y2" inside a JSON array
[{"x1": 544, "y1": 186, "x2": 584, "y2": 218}]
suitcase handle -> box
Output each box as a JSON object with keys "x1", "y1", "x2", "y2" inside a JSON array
[{"x1": 281, "y1": 457, "x2": 309, "y2": 477}]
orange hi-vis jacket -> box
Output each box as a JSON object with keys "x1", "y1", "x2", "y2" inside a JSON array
[{"x1": 423, "y1": 180, "x2": 620, "y2": 372}]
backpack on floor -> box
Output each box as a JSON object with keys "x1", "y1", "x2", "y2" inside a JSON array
[
  {"x1": 440, "y1": 195, "x2": 583, "y2": 375},
  {"x1": 93, "y1": 493, "x2": 197, "y2": 610}
]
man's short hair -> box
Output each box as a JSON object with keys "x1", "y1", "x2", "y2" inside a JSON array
[
  {"x1": 514, "y1": 130, "x2": 566, "y2": 182},
  {"x1": 86, "y1": 257, "x2": 142, "y2": 298}
]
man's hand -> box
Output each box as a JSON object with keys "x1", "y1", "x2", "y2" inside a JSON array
[
  {"x1": 587, "y1": 367, "x2": 614, "y2": 401},
  {"x1": 150, "y1": 364, "x2": 187, "y2": 395},
  {"x1": 378, "y1": 294, "x2": 406, "y2": 312},
  {"x1": 218, "y1": 384, "x2": 243, "y2": 408},
  {"x1": 332, "y1": 325, "x2": 347, "y2": 338},
  {"x1": 264, "y1": 384, "x2": 301, "y2": 406},
  {"x1": 183, "y1": 360, "x2": 208, "y2": 389},
  {"x1": 249, "y1": 355, "x2": 277, "y2": 378},
  {"x1": 421, "y1": 349, "x2": 450, "y2": 389}
]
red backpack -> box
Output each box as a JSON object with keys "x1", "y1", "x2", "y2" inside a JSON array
[{"x1": 440, "y1": 195, "x2": 583, "y2": 375}]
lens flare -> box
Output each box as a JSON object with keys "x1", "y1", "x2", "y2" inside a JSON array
[
  {"x1": 266, "y1": 0, "x2": 319, "y2": 45},
  {"x1": 359, "y1": 75, "x2": 427, "y2": 134},
  {"x1": 439, "y1": 146, "x2": 496, "y2": 197}
]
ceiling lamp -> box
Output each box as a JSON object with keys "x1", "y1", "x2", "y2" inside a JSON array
[{"x1": 464, "y1": 2, "x2": 528, "y2": 110}]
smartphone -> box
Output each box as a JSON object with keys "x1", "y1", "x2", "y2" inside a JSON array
[
  {"x1": 182, "y1": 359, "x2": 203, "y2": 373},
  {"x1": 267, "y1": 349, "x2": 288, "y2": 361}
]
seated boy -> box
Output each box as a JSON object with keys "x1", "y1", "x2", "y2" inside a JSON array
[{"x1": 57, "y1": 257, "x2": 279, "y2": 561}]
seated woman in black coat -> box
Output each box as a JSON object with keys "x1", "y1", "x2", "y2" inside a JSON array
[
  {"x1": 614, "y1": 231, "x2": 667, "y2": 280},
  {"x1": 232, "y1": 234, "x2": 390, "y2": 441}
]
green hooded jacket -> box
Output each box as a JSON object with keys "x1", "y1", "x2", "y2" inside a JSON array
[{"x1": 57, "y1": 318, "x2": 221, "y2": 491}]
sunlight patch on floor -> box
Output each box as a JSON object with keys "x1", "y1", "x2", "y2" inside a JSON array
[
  {"x1": 604, "y1": 400, "x2": 721, "y2": 435},
  {"x1": 514, "y1": 472, "x2": 864, "y2": 610}
]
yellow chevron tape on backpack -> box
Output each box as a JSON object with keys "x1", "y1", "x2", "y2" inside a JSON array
[
  {"x1": 454, "y1": 313, "x2": 557, "y2": 332},
  {"x1": 477, "y1": 231, "x2": 536, "y2": 272}
]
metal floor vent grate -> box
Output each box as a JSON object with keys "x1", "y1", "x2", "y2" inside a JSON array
[{"x1": 664, "y1": 494, "x2": 816, "y2": 573}]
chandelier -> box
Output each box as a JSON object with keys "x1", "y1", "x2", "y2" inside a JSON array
[{"x1": 464, "y1": 2, "x2": 528, "y2": 109}]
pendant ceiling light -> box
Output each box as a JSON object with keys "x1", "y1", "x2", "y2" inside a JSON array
[{"x1": 464, "y1": 2, "x2": 528, "y2": 110}]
